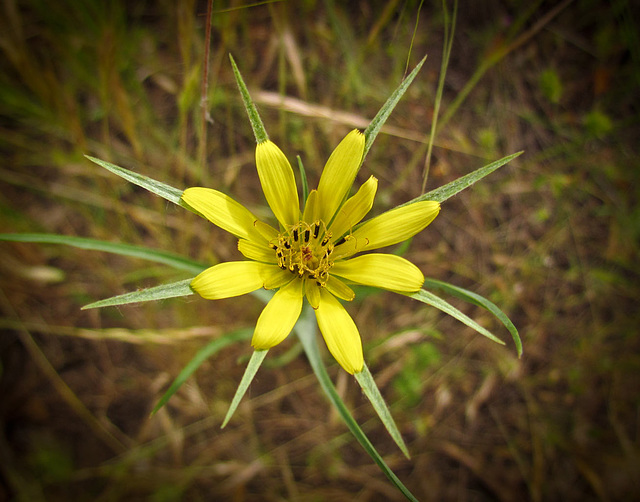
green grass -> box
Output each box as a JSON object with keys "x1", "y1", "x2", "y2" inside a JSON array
[{"x1": 1, "y1": 1, "x2": 639, "y2": 500}]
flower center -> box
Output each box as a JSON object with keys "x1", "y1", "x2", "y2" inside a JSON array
[{"x1": 271, "y1": 220, "x2": 334, "y2": 286}]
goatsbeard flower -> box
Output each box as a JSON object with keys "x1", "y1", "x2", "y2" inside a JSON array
[{"x1": 181, "y1": 130, "x2": 440, "y2": 374}]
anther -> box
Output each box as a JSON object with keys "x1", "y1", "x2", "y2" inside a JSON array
[
  {"x1": 293, "y1": 229, "x2": 299, "y2": 241},
  {"x1": 313, "y1": 224, "x2": 320, "y2": 239},
  {"x1": 284, "y1": 241, "x2": 291, "y2": 249},
  {"x1": 304, "y1": 229, "x2": 310, "y2": 242},
  {"x1": 335, "y1": 236, "x2": 346, "y2": 246}
]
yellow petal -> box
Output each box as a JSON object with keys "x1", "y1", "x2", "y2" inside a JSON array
[
  {"x1": 256, "y1": 141, "x2": 300, "y2": 227},
  {"x1": 263, "y1": 268, "x2": 295, "y2": 290},
  {"x1": 317, "y1": 130, "x2": 365, "y2": 223},
  {"x1": 302, "y1": 189, "x2": 320, "y2": 223},
  {"x1": 182, "y1": 187, "x2": 264, "y2": 241},
  {"x1": 191, "y1": 261, "x2": 279, "y2": 299},
  {"x1": 315, "y1": 288, "x2": 363, "y2": 374},
  {"x1": 330, "y1": 235, "x2": 365, "y2": 260},
  {"x1": 350, "y1": 200, "x2": 440, "y2": 253},
  {"x1": 331, "y1": 254, "x2": 424, "y2": 292},
  {"x1": 238, "y1": 239, "x2": 278, "y2": 263},
  {"x1": 254, "y1": 220, "x2": 279, "y2": 241},
  {"x1": 252, "y1": 279, "x2": 303, "y2": 349},
  {"x1": 304, "y1": 279, "x2": 321, "y2": 309},
  {"x1": 329, "y1": 175, "x2": 378, "y2": 239},
  {"x1": 325, "y1": 275, "x2": 355, "y2": 301}
]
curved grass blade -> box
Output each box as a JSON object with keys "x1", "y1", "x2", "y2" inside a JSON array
[
  {"x1": 151, "y1": 328, "x2": 253, "y2": 415},
  {"x1": 404, "y1": 151, "x2": 523, "y2": 205},
  {"x1": 423, "y1": 277, "x2": 522, "y2": 357},
  {"x1": 0, "y1": 233, "x2": 207, "y2": 275},
  {"x1": 221, "y1": 349, "x2": 269, "y2": 428},
  {"x1": 407, "y1": 289, "x2": 504, "y2": 345},
  {"x1": 295, "y1": 306, "x2": 419, "y2": 502},
  {"x1": 229, "y1": 54, "x2": 268, "y2": 144},
  {"x1": 85, "y1": 155, "x2": 186, "y2": 206},
  {"x1": 354, "y1": 363, "x2": 410, "y2": 459},
  {"x1": 363, "y1": 55, "x2": 427, "y2": 161},
  {"x1": 82, "y1": 279, "x2": 194, "y2": 310}
]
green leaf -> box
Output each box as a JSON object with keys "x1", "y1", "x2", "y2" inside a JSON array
[
  {"x1": 84, "y1": 155, "x2": 186, "y2": 206},
  {"x1": 407, "y1": 289, "x2": 505, "y2": 345},
  {"x1": 82, "y1": 279, "x2": 194, "y2": 310},
  {"x1": 295, "y1": 306, "x2": 419, "y2": 502},
  {"x1": 151, "y1": 328, "x2": 253, "y2": 415},
  {"x1": 363, "y1": 55, "x2": 427, "y2": 161},
  {"x1": 0, "y1": 233, "x2": 208, "y2": 275},
  {"x1": 229, "y1": 54, "x2": 268, "y2": 144},
  {"x1": 405, "y1": 151, "x2": 523, "y2": 205},
  {"x1": 221, "y1": 349, "x2": 269, "y2": 428},
  {"x1": 423, "y1": 277, "x2": 522, "y2": 357},
  {"x1": 354, "y1": 363, "x2": 410, "y2": 458}
]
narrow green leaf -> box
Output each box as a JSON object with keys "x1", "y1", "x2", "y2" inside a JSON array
[
  {"x1": 151, "y1": 328, "x2": 253, "y2": 415},
  {"x1": 297, "y1": 156, "x2": 309, "y2": 207},
  {"x1": 82, "y1": 279, "x2": 194, "y2": 310},
  {"x1": 363, "y1": 55, "x2": 427, "y2": 161},
  {"x1": 354, "y1": 363, "x2": 410, "y2": 459},
  {"x1": 221, "y1": 349, "x2": 269, "y2": 428},
  {"x1": 84, "y1": 155, "x2": 186, "y2": 206},
  {"x1": 407, "y1": 289, "x2": 505, "y2": 345},
  {"x1": 0, "y1": 233, "x2": 208, "y2": 275},
  {"x1": 423, "y1": 277, "x2": 522, "y2": 357},
  {"x1": 229, "y1": 54, "x2": 268, "y2": 144},
  {"x1": 404, "y1": 151, "x2": 523, "y2": 205},
  {"x1": 295, "y1": 306, "x2": 419, "y2": 502}
]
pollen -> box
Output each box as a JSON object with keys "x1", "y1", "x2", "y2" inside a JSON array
[{"x1": 272, "y1": 220, "x2": 334, "y2": 285}]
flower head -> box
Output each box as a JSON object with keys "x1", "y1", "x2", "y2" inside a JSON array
[{"x1": 181, "y1": 130, "x2": 440, "y2": 374}]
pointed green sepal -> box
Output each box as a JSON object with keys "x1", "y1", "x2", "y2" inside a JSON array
[
  {"x1": 82, "y1": 279, "x2": 194, "y2": 310},
  {"x1": 221, "y1": 349, "x2": 269, "y2": 428},
  {"x1": 423, "y1": 278, "x2": 522, "y2": 357},
  {"x1": 229, "y1": 54, "x2": 268, "y2": 144},
  {"x1": 295, "y1": 306, "x2": 419, "y2": 502},
  {"x1": 151, "y1": 328, "x2": 253, "y2": 415},
  {"x1": 405, "y1": 151, "x2": 523, "y2": 205},
  {"x1": 84, "y1": 155, "x2": 185, "y2": 205},
  {"x1": 407, "y1": 289, "x2": 505, "y2": 345},
  {"x1": 354, "y1": 363, "x2": 410, "y2": 459},
  {"x1": 363, "y1": 55, "x2": 427, "y2": 161},
  {"x1": 297, "y1": 156, "x2": 309, "y2": 207}
]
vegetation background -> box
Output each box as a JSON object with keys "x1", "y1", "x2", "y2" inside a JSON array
[{"x1": 1, "y1": 0, "x2": 638, "y2": 500}]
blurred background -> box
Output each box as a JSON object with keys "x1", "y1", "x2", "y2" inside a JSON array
[{"x1": 1, "y1": 0, "x2": 639, "y2": 500}]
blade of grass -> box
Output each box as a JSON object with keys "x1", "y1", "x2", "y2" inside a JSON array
[
  {"x1": 221, "y1": 349, "x2": 269, "y2": 428},
  {"x1": 151, "y1": 327, "x2": 253, "y2": 415},
  {"x1": 407, "y1": 289, "x2": 505, "y2": 345},
  {"x1": 0, "y1": 233, "x2": 207, "y2": 275},
  {"x1": 82, "y1": 279, "x2": 194, "y2": 310},
  {"x1": 423, "y1": 277, "x2": 522, "y2": 356},
  {"x1": 354, "y1": 363, "x2": 410, "y2": 458},
  {"x1": 421, "y1": 0, "x2": 457, "y2": 193},
  {"x1": 363, "y1": 55, "x2": 427, "y2": 162},
  {"x1": 229, "y1": 54, "x2": 269, "y2": 144},
  {"x1": 295, "y1": 306, "x2": 419, "y2": 502}
]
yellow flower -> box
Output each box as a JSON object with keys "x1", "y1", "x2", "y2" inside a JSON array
[{"x1": 181, "y1": 130, "x2": 440, "y2": 374}]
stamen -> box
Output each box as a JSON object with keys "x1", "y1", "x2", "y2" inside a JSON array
[{"x1": 272, "y1": 219, "x2": 334, "y2": 287}]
